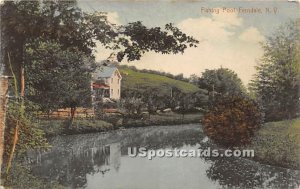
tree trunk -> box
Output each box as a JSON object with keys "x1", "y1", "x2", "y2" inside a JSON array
[
  {"x1": 20, "y1": 66, "x2": 25, "y2": 97},
  {"x1": 69, "y1": 107, "x2": 76, "y2": 127},
  {"x1": 0, "y1": 76, "x2": 9, "y2": 177}
]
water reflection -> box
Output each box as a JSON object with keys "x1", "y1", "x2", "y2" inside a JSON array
[
  {"x1": 27, "y1": 143, "x2": 121, "y2": 188},
  {"x1": 23, "y1": 125, "x2": 300, "y2": 189}
]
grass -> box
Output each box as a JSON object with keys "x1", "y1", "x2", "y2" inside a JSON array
[
  {"x1": 119, "y1": 67, "x2": 202, "y2": 94},
  {"x1": 122, "y1": 113, "x2": 202, "y2": 128},
  {"x1": 248, "y1": 117, "x2": 300, "y2": 169},
  {"x1": 258, "y1": 118, "x2": 300, "y2": 143},
  {"x1": 38, "y1": 118, "x2": 113, "y2": 136},
  {"x1": 38, "y1": 113, "x2": 202, "y2": 136}
]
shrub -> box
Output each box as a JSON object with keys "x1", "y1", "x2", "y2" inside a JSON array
[{"x1": 202, "y1": 95, "x2": 263, "y2": 147}]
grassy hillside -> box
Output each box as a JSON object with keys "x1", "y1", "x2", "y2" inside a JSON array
[{"x1": 119, "y1": 67, "x2": 201, "y2": 94}]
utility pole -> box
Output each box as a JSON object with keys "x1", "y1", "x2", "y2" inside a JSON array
[{"x1": 212, "y1": 84, "x2": 215, "y2": 101}]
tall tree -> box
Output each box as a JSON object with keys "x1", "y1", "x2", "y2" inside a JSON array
[
  {"x1": 198, "y1": 68, "x2": 246, "y2": 99},
  {"x1": 250, "y1": 21, "x2": 300, "y2": 121},
  {"x1": 25, "y1": 41, "x2": 93, "y2": 126}
]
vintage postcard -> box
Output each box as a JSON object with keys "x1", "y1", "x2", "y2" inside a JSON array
[{"x1": 0, "y1": 0, "x2": 299, "y2": 188}]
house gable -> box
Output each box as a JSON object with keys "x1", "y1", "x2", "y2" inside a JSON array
[{"x1": 92, "y1": 65, "x2": 122, "y2": 100}]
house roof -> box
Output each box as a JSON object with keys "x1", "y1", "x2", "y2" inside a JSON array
[{"x1": 93, "y1": 66, "x2": 119, "y2": 79}]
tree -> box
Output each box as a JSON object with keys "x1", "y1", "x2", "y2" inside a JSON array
[
  {"x1": 249, "y1": 21, "x2": 300, "y2": 121},
  {"x1": 142, "y1": 88, "x2": 161, "y2": 117},
  {"x1": 25, "y1": 41, "x2": 93, "y2": 126},
  {"x1": 189, "y1": 74, "x2": 199, "y2": 85},
  {"x1": 202, "y1": 95, "x2": 263, "y2": 147},
  {"x1": 120, "y1": 97, "x2": 144, "y2": 118},
  {"x1": 192, "y1": 89, "x2": 209, "y2": 110},
  {"x1": 176, "y1": 92, "x2": 194, "y2": 119},
  {"x1": 198, "y1": 68, "x2": 246, "y2": 100},
  {"x1": 120, "y1": 89, "x2": 144, "y2": 118}
]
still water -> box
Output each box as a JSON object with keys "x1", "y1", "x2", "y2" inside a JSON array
[{"x1": 25, "y1": 124, "x2": 300, "y2": 189}]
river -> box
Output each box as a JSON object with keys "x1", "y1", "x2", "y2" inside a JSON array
[{"x1": 24, "y1": 124, "x2": 300, "y2": 189}]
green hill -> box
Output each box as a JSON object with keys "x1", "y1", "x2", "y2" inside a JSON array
[{"x1": 119, "y1": 67, "x2": 201, "y2": 94}]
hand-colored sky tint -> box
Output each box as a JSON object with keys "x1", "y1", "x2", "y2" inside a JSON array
[{"x1": 79, "y1": 1, "x2": 299, "y2": 84}]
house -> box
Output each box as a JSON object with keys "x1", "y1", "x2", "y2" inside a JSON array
[{"x1": 91, "y1": 62, "x2": 122, "y2": 102}]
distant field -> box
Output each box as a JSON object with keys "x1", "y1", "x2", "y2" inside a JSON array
[{"x1": 119, "y1": 67, "x2": 202, "y2": 94}]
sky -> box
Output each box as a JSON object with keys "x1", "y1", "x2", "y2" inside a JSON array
[{"x1": 78, "y1": 1, "x2": 299, "y2": 85}]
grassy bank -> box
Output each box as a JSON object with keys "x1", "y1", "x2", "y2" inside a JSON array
[
  {"x1": 122, "y1": 113, "x2": 202, "y2": 128},
  {"x1": 37, "y1": 119, "x2": 114, "y2": 136},
  {"x1": 248, "y1": 117, "x2": 300, "y2": 169},
  {"x1": 38, "y1": 113, "x2": 202, "y2": 136}
]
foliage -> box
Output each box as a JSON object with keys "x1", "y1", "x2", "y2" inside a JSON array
[
  {"x1": 3, "y1": 162, "x2": 65, "y2": 189},
  {"x1": 249, "y1": 21, "x2": 300, "y2": 121},
  {"x1": 141, "y1": 88, "x2": 164, "y2": 114},
  {"x1": 203, "y1": 95, "x2": 263, "y2": 147},
  {"x1": 1, "y1": 1, "x2": 198, "y2": 81},
  {"x1": 120, "y1": 90, "x2": 144, "y2": 118},
  {"x1": 176, "y1": 93, "x2": 194, "y2": 117},
  {"x1": 4, "y1": 99, "x2": 49, "y2": 162},
  {"x1": 25, "y1": 40, "x2": 92, "y2": 124},
  {"x1": 189, "y1": 74, "x2": 199, "y2": 85},
  {"x1": 116, "y1": 22, "x2": 198, "y2": 61},
  {"x1": 120, "y1": 85, "x2": 207, "y2": 121},
  {"x1": 198, "y1": 68, "x2": 246, "y2": 97}
]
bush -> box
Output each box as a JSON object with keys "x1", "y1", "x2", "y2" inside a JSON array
[
  {"x1": 3, "y1": 162, "x2": 65, "y2": 189},
  {"x1": 202, "y1": 96, "x2": 263, "y2": 147}
]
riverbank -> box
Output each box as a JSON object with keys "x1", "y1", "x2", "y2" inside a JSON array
[
  {"x1": 37, "y1": 114, "x2": 300, "y2": 170},
  {"x1": 247, "y1": 117, "x2": 300, "y2": 170},
  {"x1": 37, "y1": 113, "x2": 202, "y2": 136}
]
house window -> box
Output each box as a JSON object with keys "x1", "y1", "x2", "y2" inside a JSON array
[
  {"x1": 118, "y1": 89, "x2": 120, "y2": 95},
  {"x1": 111, "y1": 89, "x2": 113, "y2": 95}
]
